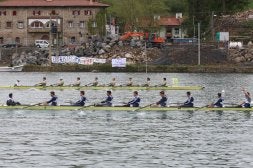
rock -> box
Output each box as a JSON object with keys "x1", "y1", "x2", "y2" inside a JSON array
[
  {"x1": 234, "y1": 56, "x2": 245, "y2": 63},
  {"x1": 98, "y1": 49, "x2": 105, "y2": 55}
]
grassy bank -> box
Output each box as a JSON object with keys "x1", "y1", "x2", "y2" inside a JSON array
[{"x1": 22, "y1": 64, "x2": 253, "y2": 73}]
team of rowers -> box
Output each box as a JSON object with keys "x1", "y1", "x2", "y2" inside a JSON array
[
  {"x1": 6, "y1": 88, "x2": 252, "y2": 108},
  {"x1": 14, "y1": 77, "x2": 170, "y2": 87}
]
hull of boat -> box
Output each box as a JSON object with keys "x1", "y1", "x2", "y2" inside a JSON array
[
  {"x1": 0, "y1": 105, "x2": 251, "y2": 111},
  {"x1": 0, "y1": 65, "x2": 23, "y2": 72},
  {"x1": 0, "y1": 85, "x2": 205, "y2": 90}
]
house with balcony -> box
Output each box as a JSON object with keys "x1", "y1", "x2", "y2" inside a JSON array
[{"x1": 0, "y1": 0, "x2": 108, "y2": 46}]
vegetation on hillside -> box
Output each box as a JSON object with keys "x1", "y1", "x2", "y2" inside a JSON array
[{"x1": 100, "y1": 0, "x2": 251, "y2": 37}]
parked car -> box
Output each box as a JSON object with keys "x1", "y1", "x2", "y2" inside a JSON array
[
  {"x1": 35, "y1": 40, "x2": 49, "y2": 48},
  {"x1": 2, "y1": 43, "x2": 21, "y2": 48}
]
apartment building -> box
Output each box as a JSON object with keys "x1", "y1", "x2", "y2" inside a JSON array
[{"x1": 0, "y1": 0, "x2": 108, "y2": 46}]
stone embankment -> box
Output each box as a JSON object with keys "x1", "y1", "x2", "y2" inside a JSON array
[{"x1": 228, "y1": 43, "x2": 253, "y2": 64}]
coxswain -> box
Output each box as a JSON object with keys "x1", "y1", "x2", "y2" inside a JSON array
[
  {"x1": 107, "y1": 78, "x2": 116, "y2": 87},
  {"x1": 156, "y1": 91, "x2": 167, "y2": 107},
  {"x1": 142, "y1": 78, "x2": 151, "y2": 87},
  {"x1": 72, "y1": 91, "x2": 86, "y2": 106},
  {"x1": 45, "y1": 91, "x2": 58, "y2": 106},
  {"x1": 158, "y1": 78, "x2": 167, "y2": 87},
  {"x1": 125, "y1": 91, "x2": 141, "y2": 107},
  {"x1": 71, "y1": 77, "x2": 81, "y2": 87},
  {"x1": 96, "y1": 90, "x2": 113, "y2": 107},
  {"x1": 126, "y1": 78, "x2": 133, "y2": 86},
  {"x1": 35, "y1": 77, "x2": 47, "y2": 86},
  {"x1": 238, "y1": 88, "x2": 251, "y2": 108},
  {"x1": 208, "y1": 93, "x2": 223, "y2": 108},
  {"x1": 6, "y1": 93, "x2": 21, "y2": 106},
  {"x1": 14, "y1": 80, "x2": 21, "y2": 87},
  {"x1": 181, "y1": 91, "x2": 194, "y2": 107}
]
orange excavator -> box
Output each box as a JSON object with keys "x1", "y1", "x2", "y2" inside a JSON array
[{"x1": 119, "y1": 31, "x2": 165, "y2": 48}]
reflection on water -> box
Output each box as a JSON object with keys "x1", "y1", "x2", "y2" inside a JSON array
[{"x1": 0, "y1": 72, "x2": 253, "y2": 167}]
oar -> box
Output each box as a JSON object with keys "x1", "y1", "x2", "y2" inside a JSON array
[
  {"x1": 133, "y1": 103, "x2": 154, "y2": 112},
  {"x1": 22, "y1": 103, "x2": 41, "y2": 109},
  {"x1": 195, "y1": 105, "x2": 208, "y2": 111}
]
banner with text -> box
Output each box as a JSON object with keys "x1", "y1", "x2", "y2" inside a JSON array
[
  {"x1": 112, "y1": 58, "x2": 127, "y2": 68},
  {"x1": 52, "y1": 56, "x2": 80, "y2": 64}
]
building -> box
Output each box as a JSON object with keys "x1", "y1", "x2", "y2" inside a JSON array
[{"x1": 0, "y1": 0, "x2": 109, "y2": 46}]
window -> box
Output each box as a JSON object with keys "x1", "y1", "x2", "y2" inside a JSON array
[
  {"x1": 51, "y1": 10, "x2": 56, "y2": 15},
  {"x1": 31, "y1": 21, "x2": 43, "y2": 28},
  {"x1": 72, "y1": 10, "x2": 80, "y2": 16},
  {"x1": 17, "y1": 21, "x2": 24, "y2": 29},
  {"x1": 174, "y1": 28, "x2": 180, "y2": 35},
  {"x1": 33, "y1": 10, "x2": 41, "y2": 16},
  {"x1": 0, "y1": 11, "x2": 7, "y2": 16},
  {"x1": 84, "y1": 10, "x2": 92, "y2": 15},
  {"x1": 13, "y1": 11, "x2": 17, "y2": 16},
  {"x1": 0, "y1": 37, "x2": 3, "y2": 44},
  {"x1": 15, "y1": 37, "x2": 20, "y2": 44},
  {"x1": 6, "y1": 22, "x2": 12, "y2": 29},
  {"x1": 68, "y1": 21, "x2": 73, "y2": 28},
  {"x1": 46, "y1": 21, "x2": 57, "y2": 28},
  {"x1": 70, "y1": 37, "x2": 76, "y2": 43},
  {"x1": 80, "y1": 21, "x2": 85, "y2": 28}
]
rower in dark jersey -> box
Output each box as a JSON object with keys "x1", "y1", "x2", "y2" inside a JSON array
[
  {"x1": 239, "y1": 88, "x2": 251, "y2": 108},
  {"x1": 181, "y1": 91, "x2": 194, "y2": 107},
  {"x1": 46, "y1": 91, "x2": 58, "y2": 106},
  {"x1": 125, "y1": 91, "x2": 141, "y2": 107},
  {"x1": 156, "y1": 91, "x2": 167, "y2": 107},
  {"x1": 6, "y1": 93, "x2": 21, "y2": 106},
  {"x1": 71, "y1": 91, "x2": 86, "y2": 106},
  {"x1": 208, "y1": 93, "x2": 223, "y2": 108},
  {"x1": 95, "y1": 91, "x2": 113, "y2": 107}
]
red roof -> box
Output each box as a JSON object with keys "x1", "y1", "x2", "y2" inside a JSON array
[
  {"x1": 0, "y1": 0, "x2": 109, "y2": 7},
  {"x1": 159, "y1": 17, "x2": 182, "y2": 26}
]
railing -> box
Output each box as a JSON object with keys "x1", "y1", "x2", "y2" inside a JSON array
[{"x1": 27, "y1": 27, "x2": 62, "y2": 33}]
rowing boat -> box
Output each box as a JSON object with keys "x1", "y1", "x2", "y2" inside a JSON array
[
  {"x1": 0, "y1": 85, "x2": 205, "y2": 90},
  {"x1": 0, "y1": 105, "x2": 251, "y2": 111}
]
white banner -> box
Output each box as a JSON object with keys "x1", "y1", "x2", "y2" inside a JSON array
[
  {"x1": 93, "y1": 58, "x2": 106, "y2": 64},
  {"x1": 112, "y1": 58, "x2": 126, "y2": 67},
  {"x1": 79, "y1": 57, "x2": 94, "y2": 65},
  {"x1": 52, "y1": 56, "x2": 80, "y2": 64}
]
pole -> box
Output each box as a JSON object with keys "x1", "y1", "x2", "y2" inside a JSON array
[
  {"x1": 145, "y1": 42, "x2": 147, "y2": 74},
  {"x1": 211, "y1": 11, "x2": 215, "y2": 41},
  {"x1": 49, "y1": 13, "x2": 52, "y2": 66},
  {"x1": 198, "y1": 22, "x2": 201, "y2": 65}
]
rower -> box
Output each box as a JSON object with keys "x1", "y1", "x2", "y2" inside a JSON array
[
  {"x1": 156, "y1": 91, "x2": 167, "y2": 107},
  {"x1": 142, "y1": 78, "x2": 151, "y2": 87},
  {"x1": 35, "y1": 77, "x2": 47, "y2": 86},
  {"x1": 96, "y1": 90, "x2": 113, "y2": 107},
  {"x1": 239, "y1": 88, "x2": 251, "y2": 108},
  {"x1": 208, "y1": 93, "x2": 223, "y2": 108},
  {"x1": 52, "y1": 78, "x2": 64, "y2": 86},
  {"x1": 107, "y1": 78, "x2": 116, "y2": 87},
  {"x1": 181, "y1": 91, "x2": 194, "y2": 107},
  {"x1": 6, "y1": 93, "x2": 21, "y2": 106},
  {"x1": 87, "y1": 77, "x2": 98, "y2": 86},
  {"x1": 71, "y1": 77, "x2": 81, "y2": 87},
  {"x1": 126, "y1": 78, "x2": 133, "y2": 86},
  {"x1": 72, "y1": 91, "x2": 86, "y2": 106},
  {"x1": 158, "y1": 78, "x2": 167, "y2": 87},
  {"x1": 125, "y1": 91, "x2": 141, "y2": 107},
  {"x1": 45, "y1": 91, "x2": 58, "y2": 106},
  {"x1": 14, "y1": 80, "x2": 21, "y2": 87}
]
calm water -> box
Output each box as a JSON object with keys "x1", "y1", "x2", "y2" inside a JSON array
[{"x1": 0, "y1": 72, "x2": 253, "y2": 167}]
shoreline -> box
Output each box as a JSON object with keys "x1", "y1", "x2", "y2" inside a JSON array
[{"x1": 22, "y1": 64, "x2": 253, "y2": 73}]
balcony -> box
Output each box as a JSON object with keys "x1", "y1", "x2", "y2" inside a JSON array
[{"x1": 28, "y1": 26, "x2": 62, "y2": 33}]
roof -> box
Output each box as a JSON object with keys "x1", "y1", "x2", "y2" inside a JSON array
[
  {"x1": 159, "y1": 17, "x2": 182, "y2": 26},
  {"x1": 0, "y1": 0, "x2": 109, "y2": 7}
]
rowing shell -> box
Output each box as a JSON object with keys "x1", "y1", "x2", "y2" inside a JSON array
[
  {"x1": 0, "y1": 105, "x2": 251, "y2": 111},
  {"x1": 0, "y1": 85, "x2": 205, "y2": 90}
]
